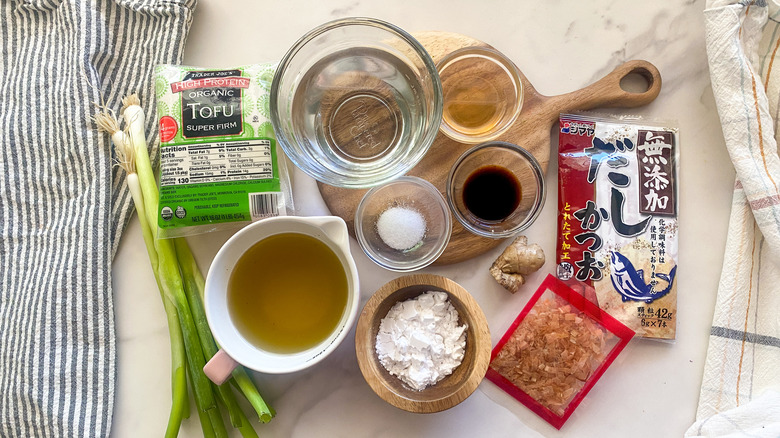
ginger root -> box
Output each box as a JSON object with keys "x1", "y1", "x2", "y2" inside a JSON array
[{"x1": 489, "y1": 235, "x2": 545, "y2": 293}]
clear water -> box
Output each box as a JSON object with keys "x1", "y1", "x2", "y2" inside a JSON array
[{"x1": 291, "y1": 47, "x2": 428, "y2": 174}]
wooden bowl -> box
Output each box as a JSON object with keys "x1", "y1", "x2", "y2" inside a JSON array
[{"x1": 355, "y1": 274, "x2": 491, "y2": 413}]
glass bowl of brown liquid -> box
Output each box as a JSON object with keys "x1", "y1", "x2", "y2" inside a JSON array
[
  {"x1": 446, "y1": 141, "x2": 545, "y2": 238},
  {"x1": 437, "y1": 46, "x2": 523, "y2": 144}
]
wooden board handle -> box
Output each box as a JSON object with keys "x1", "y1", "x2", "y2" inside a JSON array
[{"x1": 543, "y1": 60, "x2": 662, "y2": 118}]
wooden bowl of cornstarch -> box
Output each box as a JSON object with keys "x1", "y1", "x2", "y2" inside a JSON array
[{"x1": 355, "y1": 274, "x2": 491, "y2": 413}]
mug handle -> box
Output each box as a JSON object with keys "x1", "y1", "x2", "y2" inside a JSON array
[{"x1": 203, "y1": 349, "x2": 239, "y2": 385}]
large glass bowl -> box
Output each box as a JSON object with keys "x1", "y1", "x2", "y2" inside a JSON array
[{"x1": 270, "y1": 18, "x2": 443, "y2": 188}]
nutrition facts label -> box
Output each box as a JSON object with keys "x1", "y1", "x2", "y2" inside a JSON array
[{"x1": 160, "y1": 140, "x2": 273, "y2": 186}]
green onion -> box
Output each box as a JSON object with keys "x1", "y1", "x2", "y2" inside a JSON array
[
  {"x1": 121, "y1": 96, "x2": 216, "y2": 417},
  {"x1": 94, "y1": 110, "x2": 189, "y2": 436},
  {"x1": 175, "y1": 239, "x2": 245, "y2": 429},
  {"x1": 96, "y1": 94, "x2": 274, "y2": 437},
  {"x1": 175, "y1": 240, "x2": 275, "y2": 423}
]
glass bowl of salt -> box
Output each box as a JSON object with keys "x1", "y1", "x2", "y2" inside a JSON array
[{"x1": 355, "y1": 176, "x2": 452, "y2": 271}]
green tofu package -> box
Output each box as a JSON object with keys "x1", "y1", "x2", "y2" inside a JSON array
[{"x1": 153, "y1": 63, "x2": 293, "y2": 237}]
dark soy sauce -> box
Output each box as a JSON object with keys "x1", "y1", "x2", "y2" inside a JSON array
[{"x1": 462, "y1": 165, "x2": 521, "y2": 221}]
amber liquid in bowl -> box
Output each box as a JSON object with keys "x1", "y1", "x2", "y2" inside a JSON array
[
  {"x1": 227, "y1": 233, "x2": 348, "y2": 353},
  {"x1": 442, "y1": 74, "x2": 507, "y2": 135},
  {"x1": 439, "y1": 53, "x2": 519, "y2": 139}
]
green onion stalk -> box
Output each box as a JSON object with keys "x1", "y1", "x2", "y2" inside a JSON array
[{"x1": 95, "y1": 94, "x2": 274, "y2": 437}]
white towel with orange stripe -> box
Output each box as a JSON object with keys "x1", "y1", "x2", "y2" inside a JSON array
[{"x1": 687, "y1": 1, "x2": 780, "y2": 436}]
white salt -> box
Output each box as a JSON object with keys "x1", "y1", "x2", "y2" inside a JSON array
[{"x1": 376, "y1": 206, "x2": 426, "y2": 251}]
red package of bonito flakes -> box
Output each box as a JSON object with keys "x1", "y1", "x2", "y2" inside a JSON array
[
  {"x1": 486, "y1": 275, "x2": 634, "y2": 429},
  {"x1": 556, "y1": 114, "x2": 679, "y2": 340}
]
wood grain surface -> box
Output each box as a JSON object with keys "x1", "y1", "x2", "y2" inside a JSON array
[
  {"x1": 354, "y1": 274, "x2": 491, "y2": 413},
  {"x1": 319, "y1": 31, "x2": 662, "y2": 265}
]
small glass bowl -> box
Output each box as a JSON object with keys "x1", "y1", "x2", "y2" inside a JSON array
[
  {"x1": 270, "y1": 17, "x2": 443, "y2": 188},
  {"x1": 355, "y1": 176, "x2": 452, "y2": 271},
  {"x1": 446, "y1": 142, "x2": 545, "y2": 238},
  {"x1": 437, "y1": 46, "x2": 523, "y2": 144}
]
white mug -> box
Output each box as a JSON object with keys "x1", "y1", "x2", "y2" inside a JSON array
[{"x1": 203, "y1": 216, "x2": 360, "y2": 383}]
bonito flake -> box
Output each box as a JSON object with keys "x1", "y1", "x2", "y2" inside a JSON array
[
  {"x1": 556, "y1": 114, "x2": 679, "y2": 340},
  {"x1": 486, "y1": 275, "x2": 634, "y2": 429}
]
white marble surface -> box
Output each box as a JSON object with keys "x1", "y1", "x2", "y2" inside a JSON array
[{"x1": 111, "y1": 1, "x2": 734, "y2": 436}]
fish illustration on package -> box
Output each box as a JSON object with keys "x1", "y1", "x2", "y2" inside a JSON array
[
  {"x1": 610, "y1": 251, "x2": 677, "y2": 303},
  {"x1": 556, "y1": 114, "x2": 679, "y2": 340}
]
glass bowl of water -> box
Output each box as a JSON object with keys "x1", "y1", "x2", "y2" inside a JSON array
[{"x1": 270, "y1": 18, "x2": 443, "y2": 188}]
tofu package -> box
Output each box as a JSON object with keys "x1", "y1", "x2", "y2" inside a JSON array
[{"x1": 153, "y1": 63, "x2": 293, "y2": 238}]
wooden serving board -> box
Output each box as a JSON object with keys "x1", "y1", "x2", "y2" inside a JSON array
[{"x1": 318, "y1": 31, "x2": 662, "y2": 265}]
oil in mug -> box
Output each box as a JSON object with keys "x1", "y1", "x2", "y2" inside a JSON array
[
  {"x1": 462, "y1": 165, "x2": 521, "y2": 221},
  {"x1": 227, "y1": 233, "x2": 348, "y2": 353}
]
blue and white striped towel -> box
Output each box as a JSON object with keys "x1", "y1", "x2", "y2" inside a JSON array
[{"x1": 0, "y1": 1, "x2": 195, "y2": 436}]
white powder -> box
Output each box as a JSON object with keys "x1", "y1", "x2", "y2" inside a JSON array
[
  {"x1": 375, "y1": 291, "x2": 467, "y2": 391},
  {"x1": 376, "y1": 206, "x2": 426, "y2": 251}
]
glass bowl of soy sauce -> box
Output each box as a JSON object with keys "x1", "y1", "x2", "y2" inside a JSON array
[{"x1": 446, "y1": 141, "x2": 545, "y2": 238}]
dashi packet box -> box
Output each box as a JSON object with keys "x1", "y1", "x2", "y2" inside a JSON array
[
  {"x1": 485, "y1": 275, "x2": 634, "y2": 429},
  {"x1": 556, "y1": 114, "x2": 679, "y2": 340}
]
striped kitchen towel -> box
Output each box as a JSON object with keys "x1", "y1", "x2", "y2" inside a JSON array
[
  {"x1": 687, "y1": 0, "x2": 780, "y2": 436},
  {"x1": 0, "y1": 1, "x2": 195, "y2": 436}
]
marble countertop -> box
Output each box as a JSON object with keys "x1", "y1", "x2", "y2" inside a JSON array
[{"x1": 111, "y1": 1, "x2": 733, "y2": 436}]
